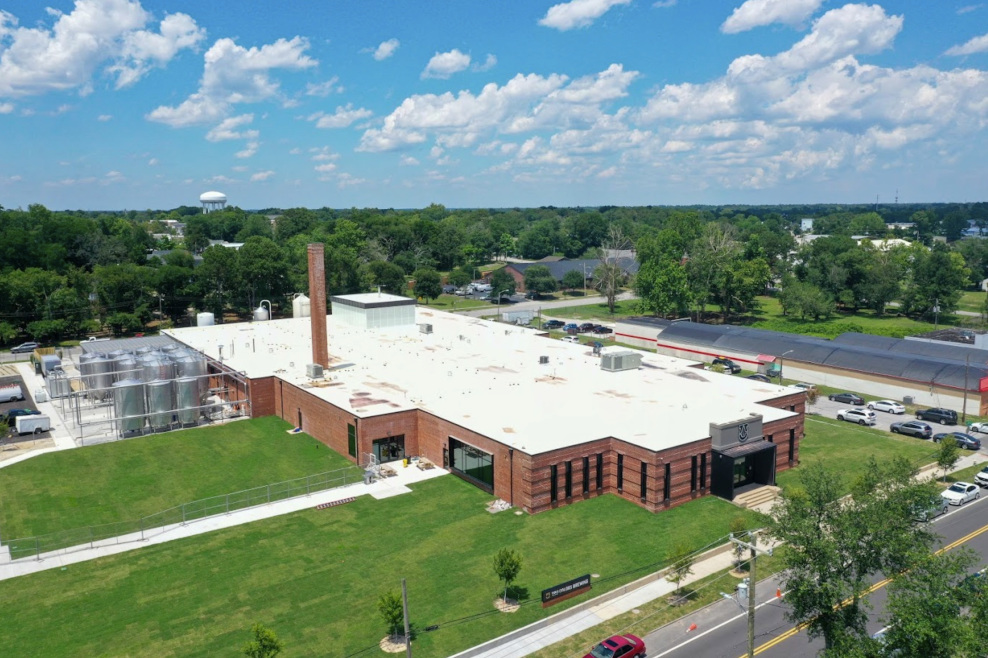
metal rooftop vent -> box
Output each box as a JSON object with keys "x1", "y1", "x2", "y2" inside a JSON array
[
  {"x1": 306, "y1": 363, "x2": 324, "y2": 379},
  {"x1": 419, "y1": 323, "x2": 433, "y2": 334},
  {"x1": 539, "y1": 356, "x2": 549, "y2": 365},
  {"x1": 600, "y1": 351, "x2": 642, "y2": 372}
]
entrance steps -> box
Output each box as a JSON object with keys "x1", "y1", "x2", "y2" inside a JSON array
[{"x1": 733, "y1": 485, "x2": 781, "y2": 510}]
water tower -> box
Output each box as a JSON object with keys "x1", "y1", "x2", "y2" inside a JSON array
[{"x1": 199, "y1": 191, "x2": 227, "y2": 213}]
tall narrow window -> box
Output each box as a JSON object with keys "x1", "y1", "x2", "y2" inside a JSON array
[
  {"x1": 700, "y1": 453, "x2": 707, "y2": 490},
  {"x1": 347, "y1": 423, "x2": 357, "y2": 457},
  {"x1": 663, "y1": 463, "x2": 672, "y2": 501},
  {"x1": 767, "y1": 434, "x2": 774, "y2": 443},
  {"x1": 565, "y1": 461, "x2": 573, "y2": 498},
  {"x1": 596, "y1": 454, "x2": 603, "y2": 490},
  {"x1": 690, "y1": 455, "x2": 698, "y2": 492},
  {"x1": 617, "y1": 454, "x2": 624, "y2": 491},
  {"x1": 789, "y1": 429, "x2": 796, "y2": 463},
  {"x1": 550, "y1": 465, "x2": 558, "y2": 503},
  {"x1": 640, "y1": 461, "x2": 648, "y2": 500},
  {"x1": 582, "y1": 456, "x2": 590, "y2": 494}
]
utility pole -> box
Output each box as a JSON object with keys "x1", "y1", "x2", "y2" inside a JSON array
[
  {"x1": 729, "y1": 531, "x2": 773, "y2": 658},
  {"x1": 402, "y1": 578, "x2": 412, "y2": 658}
]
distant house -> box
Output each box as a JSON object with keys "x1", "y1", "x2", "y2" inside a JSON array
[
  {"x1": 503, "y1": 257, "x2": 639, "y2": 291},
  {"x1": 800, "y1": 218, "x2": 814, "y2": 232},
  {"x1": 858, "y1": 238, "x2": 912, "y2": 251}
]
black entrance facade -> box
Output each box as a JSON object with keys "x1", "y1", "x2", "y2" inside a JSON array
[
  {"x1": 711, "y1": 441, "x2": 777, "y2": 501},
  {"x1": 448, "y1": 437, "x2": 494, "y2": 493},
  {"x1": 373, "y1": 435, "x2": 405, "y2": 463}
]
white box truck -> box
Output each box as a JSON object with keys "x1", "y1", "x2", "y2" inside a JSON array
[{"x1": 15, "y1": 414, "x2": 50, "y2": 435}]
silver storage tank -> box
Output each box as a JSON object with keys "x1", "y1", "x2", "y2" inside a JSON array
[
  {"x1": 91, "y1": 354, "x2": 115, "y2": 399},
  {"x1": 139, "y1": 357, "x2": 176, "y2": 383},
  {"x1": 78, "y1": 352, "x2": 98, "y2": 393},
  {"x1": 113, "y1": 356, "x2": 139, "y2": 383},
  {"x1": 113, "y1": 378, "x2": 146, "y2": 433},
  {"x1": 175, "y1": 355, "x2": 209, "y2": 399},
  {"x1": 175, "y1": 377, "x2": 200, "y2": 424},
  {"x1": 47, "y1": 369, "x2": 72, "y2": 399},
  {"x1": 147, "y1": 380, "x2": 174, "y2": 430}
]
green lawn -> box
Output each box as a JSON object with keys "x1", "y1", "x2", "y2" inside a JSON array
[
  {"x1": 420, "y1": 294, "x2": 496, "y2": 311},
  {"x1": 0, "y1": 476, "x2": 763, "y2": 657},
  {"x1": 541, "y1": 298, "x2": 642, "y2": 320},
  {"x1": 777, "y1": 415, "x2": 938, "y2": 493},
  {"x1": 0, "y1": 417, "x2": 357, "y2": 541},
  {"x1": 957, "y1": 290, "x2": 987, "y2": 314}
]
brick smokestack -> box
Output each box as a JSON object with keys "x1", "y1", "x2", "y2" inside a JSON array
[{"x1": 307, "y1": 243, "x2": 329, "y2": 367}]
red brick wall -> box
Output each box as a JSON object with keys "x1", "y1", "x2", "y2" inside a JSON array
[{"x1": 250, "y1": 377, "x2": 276, "y2": 417}]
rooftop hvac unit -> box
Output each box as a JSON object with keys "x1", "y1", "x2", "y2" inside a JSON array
[
  {"x1": 600, "y1": 351, "x2": 643, "y2": 372},
  {"x1": 539, "y1": 356, "x2": 549, "y2": 365},
  {"x1": 306, "y1": 363, "x2": 324, "y2": 379},
  {"x1": 419, "y1": 323, "x2": 433, "y2": 334}
]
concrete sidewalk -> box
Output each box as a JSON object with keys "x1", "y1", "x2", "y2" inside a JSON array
[{"x1": 0, "y1": 461, "x2": 447, "y2": 581}]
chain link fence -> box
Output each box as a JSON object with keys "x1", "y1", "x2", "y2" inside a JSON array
[{"x1": 3, "y1": 466, "x2": 359, "y2": 561}]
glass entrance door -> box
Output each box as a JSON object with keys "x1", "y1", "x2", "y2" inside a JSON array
[
  {"x1": 373, "y1": 435, "x2": 405, "y2": 463},
  {"x1": 733, "y1": 456, "x2": 752, "y2": 487}
]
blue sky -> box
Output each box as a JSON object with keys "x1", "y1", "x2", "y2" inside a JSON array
[{"x1": 1, "y1": 0, "x2": 987, "y2": 210}]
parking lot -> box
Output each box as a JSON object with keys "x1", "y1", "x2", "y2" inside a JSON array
[{"x1": 0, "y1": 374, "x2": 51, "y2": 445}]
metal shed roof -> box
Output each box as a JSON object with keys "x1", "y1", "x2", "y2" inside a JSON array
[
  {"x1": 655, "y1": 323, "x2": 988, "y2": 391},
  {"x1": 80, "y1": 335, "x2": 182, "y2": 355}
]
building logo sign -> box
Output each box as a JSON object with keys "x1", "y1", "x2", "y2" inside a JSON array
[
  {"x1": 709, "y1": 415, "x2": 763, "y2": 451},
  {"x1": 542, "y1": 574, "x2": 592, "y2": 608},
  {"x1": 738, "y1": 423, "x2": 749, "y2": 443}
]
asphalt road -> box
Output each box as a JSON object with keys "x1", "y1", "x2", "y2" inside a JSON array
[{"x1": 644, "y1": 493, "x2": 988, "y2": 658}]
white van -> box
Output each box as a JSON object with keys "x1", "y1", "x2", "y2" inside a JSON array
[
  {"x1": 0, "y1": 384, "x2": 24, "y2": 402},
  {"x1": 15, "y1": 414, "x2": 50, "y2": 435}
]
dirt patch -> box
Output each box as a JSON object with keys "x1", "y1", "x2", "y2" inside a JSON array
[
  {"x1": 379, "y1": 636, "x2": 408, "y2": 654},
  {"x1": 494, "y1": 597, "x2": 520, "y2": 613},
  {"x1": 0, "y1": 437, "x2": 56, "y2": 462}
]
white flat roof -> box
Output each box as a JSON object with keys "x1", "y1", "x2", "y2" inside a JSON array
[{"x1": 166, "y1": 310, "x2": 798, "y2": 456}]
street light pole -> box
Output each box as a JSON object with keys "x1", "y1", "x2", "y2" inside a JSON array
[{"x1": 779, "y1": 349, "x2": 794, "y2": 382}]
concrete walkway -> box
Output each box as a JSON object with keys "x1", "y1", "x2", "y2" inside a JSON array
[
  {"x1": 454, "y1": 450, "x2": 988, "y2": 658},
  {"x1": 0, "y1": 461, "x2": 447, "y2": 580}
]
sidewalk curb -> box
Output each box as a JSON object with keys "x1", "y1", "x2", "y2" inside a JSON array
[{"x1": 451, "y1": 540, "x2": 735, "y2": 658}]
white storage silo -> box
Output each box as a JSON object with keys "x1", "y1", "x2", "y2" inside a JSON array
[
  {"x1": 147, "y1": 380, "x2": 174, "y2": 430},
  {"x1": 197, "y1": 312, "x2": 215, "y2": 326},
  {"x1": 292, "y1": 294, "x2": 311, "y2": 318}
]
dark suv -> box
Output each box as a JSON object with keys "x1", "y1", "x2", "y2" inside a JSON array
[
  {"x1": 712, "y1": 357, "x2": 741, "y2": 374},
  {"x1": 916, "y1": 407, "x2": 958, "y2": 425}
]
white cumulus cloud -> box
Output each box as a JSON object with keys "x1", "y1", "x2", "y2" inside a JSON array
[
  {"x1": 97, "y1": 114, "x2": 112, "y2": 121},
  {"x1": 305, "y1": 76, "x2": 340, "y2": 96},
  {"x1": 372, "y1": 38, "x2": 399, "y2": 61},
  {"x1": 250, "y1": 170, "x2": 275, "y2": 181},
  {"x1": 421, "y1": 49, "x2": 471, "y2": 79},
  {"x1": 721, "y1": 0, "x2": 823, "y2": 34},
  {"x1": 946, "y1": 32, "x2": 988, "y2": 56},
  {"x1": 311, "y1": 104, "x2": 374, "y2": 128},
  {"x1": 0, "y1": 102, "x2": 13, "y2": 113},
  {"x1": 205, "y1": 114, "x2": 258, "y2": 141},
  {"x1": 0, "y1": 0, "x2": 204, "y2": 97},
  {"x1": 235, "y1": 141, "x2": 259, "y2": 158},
  {"x1": 147, "y1": 36, "x2": 316, "y2": 127},
  {"x1": 538, "y1": 0, "x2": 631, "y2": 31}
]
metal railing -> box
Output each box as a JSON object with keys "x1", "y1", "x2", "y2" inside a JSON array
[{"x1": 3, "y1": 466, "x2": 359, "y2": 561}]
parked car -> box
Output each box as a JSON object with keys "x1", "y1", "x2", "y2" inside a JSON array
[
  {"x1": 578, "y1": 322, "x2": 596, "y2": 333},
  {"x1": 3, "y1": 409, "x2": 41, "y2": 427},
  {"x1": 591, "y1": 325, "x2": 613, "y2": 335},
  {"x1": 941, "y1": 482, "x2": 981, "y2": 506},
  {"x1": 867, "y1": 399, "x2": 905, "y2": 414},
  {"x1": 837, "y1": 408, "x2": 877, "y2": 426},
  {"x1": 442, "y1": 285, "x2": 457, "y2": 294},
  {"x1": 829, "y1": 392, "x2": 864, "y2": 405},
  {"x1": 712, "y1": 356, "x2": 741, "y2": 374},
  {"x1": 912, "y1": 494, "x2": 949, "y2": 522},
  {"x1": 454, "y1": 288, "x2": 469, "y2": 296},
  {"x1": 794, "y1": 382, "x2": 817, "y2": 392},
  {"x1": 563, "y1": 323, "x2": 579, "y2": 332},
  {"x1": 746, "y1": 374, "x2": 772, "y2": 383},
  {"x1": 9, "y1": 342, "x2": 39, "y2": 354},
  {"x1": 932, "y1": 432, "x2": 982, "y2": 450},
  {"x1": 916, "y1": 407, "x2": 958, "y2": 425},
  {"x1": 561, "y1": 336, "x2": 581, "y2": 344},
  {"x1": 584, "y1": 633, "x2": 645, "y2": 658},
  {"x1": 0, "y1": 384, "x2": 25, "y2": 402},
  {"x1": 543, "y1": 320, "x2": 565, "y2": 329},
  {"x1": 890, "y1": 420, "x2": 933, "y2": 439},
  {"x1": 974, "y1": 465, "x2": 988, "y2": 488}
]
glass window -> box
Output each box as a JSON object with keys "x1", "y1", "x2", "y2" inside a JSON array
[
  {"x1": 565, "y1": 462, "x2": 572, "y2": 498},
  {"x1": 691, "y1": 456, "x2": 698, "y2": 492},
  {"x1": 372, "y1": 435, "x2": 405, "y2": 464},
  {"x1": 640, "y1": 461, "x2": 647, "y2": 500},
  {"x1": 700, "y1": 453, "x2": 707, "y2": 490},
  {"x1": 664, "y1": 463, "x2": 671, "y2": 501},
  {"x1": 449, "y1": 438, "x2": 494, "y2": 492},
  {"x1": 617, "y1": 454, "x2": 624, "y2": 491},
  {"x1": 347, "y1": 423, "x2": 356, "y2": 457},
  {"x1": 583, "y1": 457, "x2": 590, "y2": 494},
  {"x1": 596, "y1": 454, "x2": 603, "y2": 490},
  {"x1": 550, "y1": 464, "x2": 558, "y2": 502}
]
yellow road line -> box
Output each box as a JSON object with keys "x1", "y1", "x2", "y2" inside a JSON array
[{"x1": 741, "y1": 520, "x2": 988, "y2": 657}]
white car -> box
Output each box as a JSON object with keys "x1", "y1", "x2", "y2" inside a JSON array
[
  {"x1": 974, "y1": 466, "x2": 988, "y2": 488},
  {"x1": 867, "y1": 399, "x2": 905, "y2": 414},
  {"x1": 561, "y1": 336, "x2": 580, "y2": 344},
  {"x1": 941, "y1": 482, "x2": 981, "y2": 506},
  {"x1": 968, "y1": 421, "x2": 988, "y2": 434},
  {"x1": 837, "y1": 408, "x2": 876, "y2": 426}
]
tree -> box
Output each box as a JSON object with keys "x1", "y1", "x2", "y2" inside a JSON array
[
  {"x1": 364, "y1": 260, "x2": 407, "y2": 295},
  {"x1": 524, "y1": 265, "x2": 557, "y2": 297},
  {"x1": 493, "y1": 548, "x2": 523, "y2": 602},
  {"x1": 448, "y1": 267, "x2": 472, "y2": 288},
  {"x1": 237, "y1": 237, "x2": 289, "y2": 311},
  {"x1": 596, "y1": 226, "x2": 633, "y2": 313},
  {"x1": 665, "y1": 541, "x2": 695, "y2": 599},
  {"x1": 377, "y1": 590, "x2": 405, "y2": 642},
  {"x1": 935, "y1": 435, "x2": 960, "y2": 481},
  {"x1": 770, "y1": 459, "x2": 939, "y2": 652},
  {"x1": 241, "y1": 622, "x2": 282, "y2": 658},
  {"x1": 881, "y1": 550, "x2": 978, "y2": 658},
  {"x1": 412, "y1": 268, "x2": 442, "y2": 302},
  {"x1": 489, "y1": 268, "x2": 516, "y2": 299},
  {"x1": 561, "y1": 269, "x2": 585, "y2": 293}
]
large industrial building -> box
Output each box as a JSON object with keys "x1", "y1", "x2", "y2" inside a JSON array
[
  {"x1": 151, "y1": 245, "x2": 806, "y2": 514},
  {"x1": 615, "y1": 317, "x2": 988, "y2": 416}
]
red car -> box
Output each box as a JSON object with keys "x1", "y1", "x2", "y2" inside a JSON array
[{"x1": 584, "y1": 633, "x2": 646, "y2": 658}]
